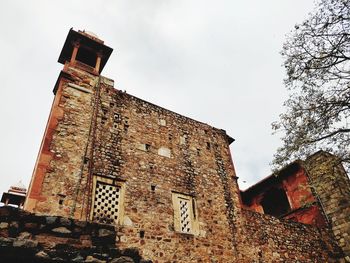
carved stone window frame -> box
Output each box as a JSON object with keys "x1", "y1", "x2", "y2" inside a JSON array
[
  {"x1": 90, "y1": 176, "x2": 125, "y2": 225},
  {"x1": 172, "y1": 192, "x2": 199, "y2": 235}
]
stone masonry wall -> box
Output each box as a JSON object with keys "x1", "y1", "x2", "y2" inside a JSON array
[
  {"x1": 235, "y1": 209, "x2": 343, "y2": 262},
  {"x1": 25, "y1": 66, "x2": 99, "y2": 218},
  {"x1": 0, "y1": 206, "x2": 149, "y2": 262},
  {"x1": 304, "y1": 152, "x2": 350, "y2": 261},
  {"x1": 26, "y1": 63, "x2": 242, "y2": 262},
  {"x1": 88, "y1": 82, "x2": 241, "y2": 262}
]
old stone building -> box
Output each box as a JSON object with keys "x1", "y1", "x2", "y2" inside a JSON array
[
  {"x1": 0, "y1": 28, "x2": 349, "y2": 262},
  {"x1": 241, "y1": 151, "x2": 350, "y2": 259}
]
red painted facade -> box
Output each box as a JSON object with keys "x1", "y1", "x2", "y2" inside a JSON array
[{"x1": 240, "y1": 162, "x2": 327, "y2": 227}]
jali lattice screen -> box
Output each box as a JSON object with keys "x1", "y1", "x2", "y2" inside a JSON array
[
  {"x1": 179, "y1": 198, "x2": 192, "y2": 233},
  {"x1": 92, "y1": 181, "x2": 121, "y2": 224}
]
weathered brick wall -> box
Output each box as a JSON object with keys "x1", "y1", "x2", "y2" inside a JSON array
[
  {"x1": 304, "y1": 152, "x2": 350, "y2": 261},
  {"x1": 236, "y1": 209, "x2": 343, "y2": 262}
]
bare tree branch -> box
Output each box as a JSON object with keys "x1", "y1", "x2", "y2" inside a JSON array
[
  {"x1": 273, "y1": 0, "x2": 350, "y2": 173},
  {"x1": 307, "y1": 129, "x2": 350, "y2": 143}
]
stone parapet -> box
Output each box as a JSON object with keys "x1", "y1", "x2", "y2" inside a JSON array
[{"x1": 235, "y1": 209, "x2": 344, "y2": 262}]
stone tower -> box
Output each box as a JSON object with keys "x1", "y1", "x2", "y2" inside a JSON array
[
  {"x1": 304, "y1": 151, "x2": 350, "y2": 260},
  {"x1": 24, "y1": 28, "x2": 242, "y2": 261},
  {"x1": 25, "y1": 29, "x2": 113, "y2": 218}
]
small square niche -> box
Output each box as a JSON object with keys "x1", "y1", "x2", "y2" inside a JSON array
[
  {"x1": 137, "y1": 143, "x2": 151, "y2": 152},
  {"x1": 179, "y1": 136, "x2": 186, "y2": 145},
  {"x1": 158, "y1": 147, "x2": 171, "y2": 158},
  {"x1": 159, "y1": 119, "x2": 166, "y2": 126}
]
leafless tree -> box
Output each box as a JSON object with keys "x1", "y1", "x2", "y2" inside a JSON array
[{"x1": 273, "y1": 0, "x2": 350, "y2": 170}]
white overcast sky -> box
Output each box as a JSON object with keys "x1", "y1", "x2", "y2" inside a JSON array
[{"x1": 0, "y1": 0, "x2": 316, "y2": 197}]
